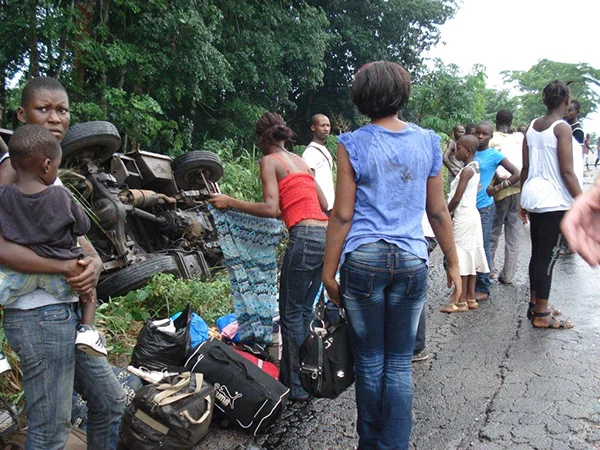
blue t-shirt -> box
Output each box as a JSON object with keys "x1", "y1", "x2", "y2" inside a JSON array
[
  {"x1": 338, "y1": 123, "x2": 442, "y2": 263},
  {"x1": 474, "y1": 148, "x2": 505, "y2": 209}
]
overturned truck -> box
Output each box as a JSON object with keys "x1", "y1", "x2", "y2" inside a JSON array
[{"x1": 59, "y1": 121, "x2": 223, "y2": 300}]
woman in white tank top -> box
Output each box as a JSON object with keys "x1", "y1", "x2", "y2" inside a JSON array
[{"x1": 520, "y1": 80, "x2": 582, "y2": 329}]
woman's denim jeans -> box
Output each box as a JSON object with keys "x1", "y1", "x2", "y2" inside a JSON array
[
  {"x1": 4, "y1": 303, "x2": 125, "y2": 450},
  {"x1": 279, "y1": 225, "x2": 326, "y2": 399},
  {"x1": 341, "y1": 241, "x2": 427, "y2": 450},
  {"x1": 476, "y1": 204, "x2": 495, "y2": 294}
]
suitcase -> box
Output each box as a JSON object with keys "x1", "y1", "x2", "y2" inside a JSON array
[{"x1": 185, "y1": 338, "x2": 289, "y2": 435}]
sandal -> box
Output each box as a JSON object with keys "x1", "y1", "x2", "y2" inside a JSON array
[
  {"x1": 440, "y1": 302, "x2": 468, "y2": 313},
  {"x1": 531, "y1": 311, "x2": 573, "y2": 329},
  {"x1": 466, "y1": 300, "x2": 478, "y2": 310},
  {"x1": 527, "y1": 303, "x2": 562, "y2": 321}
]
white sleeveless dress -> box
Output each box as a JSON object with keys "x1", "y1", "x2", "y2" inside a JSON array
[{"x1": 448, "y1": 161, "x2": 490, "y2": 276}]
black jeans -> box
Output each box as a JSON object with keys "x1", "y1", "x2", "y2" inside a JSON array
[{"x1": 278, "y1": 225, "x2": 326, "y2": 399}]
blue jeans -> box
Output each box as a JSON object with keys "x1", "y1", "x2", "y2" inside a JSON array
[
  {"x1": 476, "y1": 204, "x2": 495, "y2": 295},
  {"x1": 279, "y1": 225, "x2": 326, "y2": 399},
  {"x1": 341, "y1": 241, "x2": 427, "y2": 450},
  {"x1": 4, "y1": 303, "x2": 125, "y2": 450}
]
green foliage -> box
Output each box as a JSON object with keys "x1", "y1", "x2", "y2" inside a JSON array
[
  {"x1": 503, "y1": 59, "x2": 600, "y2": 125},
  {"x1": 112, "y1": 271, "x2": 233, "y2": 324},
  {"x1": 202, "y1": 139, "x2": 263, "y2": 202}
]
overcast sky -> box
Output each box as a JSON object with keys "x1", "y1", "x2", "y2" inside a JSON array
[{"x1": 425, "y1": 0, "x2": 600, "y2": 133}]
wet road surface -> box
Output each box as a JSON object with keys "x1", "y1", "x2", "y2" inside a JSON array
[{"x1": 198, "y1": 172, "x2": 600, "y2": 450}]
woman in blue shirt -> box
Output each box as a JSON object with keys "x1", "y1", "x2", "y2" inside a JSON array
[{"x1": 322, "y1": 61, "x2": 461, "y2": 450}]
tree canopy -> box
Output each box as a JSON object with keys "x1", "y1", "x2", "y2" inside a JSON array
[{"x1": 2, "y1": 2, "x2": 599, "y2": 153}]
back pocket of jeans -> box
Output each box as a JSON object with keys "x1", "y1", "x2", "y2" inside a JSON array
[
  {"x1": 405, "y1": 266, "x2": 427, "y2": 297},
  {"x1": 341, "y1": 266, "x2": 374, "y2": 300},
  {"x1": 301, "y1": 241, "x2": 325, "y2": 270}
]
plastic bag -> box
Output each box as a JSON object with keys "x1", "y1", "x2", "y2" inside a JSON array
[
  {"x1": 171, "y1": 311, "x2": 208, "y2": 350},
  {"x1": 130, "y1": 305, "x2": 192, "y2": 371}
]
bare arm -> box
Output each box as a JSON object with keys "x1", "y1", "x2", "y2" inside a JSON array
[
  {"x1": 426, "y1": 172, "x2": 462, "y2": 297},
  {"x1": 486, "y1": 157, "x2": 520, "y2": 196},
  {"x1": 322, "y1": 144, "x2": 355, "y2": 304},
  {"x1": 209, "y1": 157, "x2": 281, "y2": 218},
  {"x1": 442, "y1": 141, "x2": 459, "y2": 176},
  {"x1": 518, "y1": 130, "x2": 531, "y2": 222},
  {"x1": 315, "y1": 179, "x2": 328, "y2": 212},
  {"x1": 447, "y1": 167, "x2": 474, "y2": 213},
  {"x1": 0, "y1": 159, "x2": 17, "y2": 185},
  {"x1": 0, "y1": 234, "x2": 80, "y2": 276},
  {"x1": 555, "y1": 123, "x2": 582, "y2": 199}
]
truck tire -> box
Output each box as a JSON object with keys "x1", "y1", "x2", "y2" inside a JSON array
[
  {"x1": 97, "y1": 254, "x2": 179, "y2": 300},
  {"x1": 171, "y1": 150, "x2": 223, "y2": 189},
  {"x1": 61, "y1": 121, "x2": 121, "y2": 165}
]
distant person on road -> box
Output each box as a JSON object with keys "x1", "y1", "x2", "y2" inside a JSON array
[
  {"x1": 489, "y1": 109, "x2": 525, "y2": 285},
  {"x1": 584, "y1": 133, "x2": 593, "y2": 171},
  {"x1": 596, "y1": 136, "x2": 600, "y2": 167},
  {"x1": 210, "y1": 112, "x2": 328, "y2": 401},
  {"x1": 520, "y1": 79, "x2": 581, "y2": 329},
  {"x1": 561, "y1": 174, "x2": 600, "y2": 265},
  {"x1": 302, "y1": 114, "x2": 335, "y2": 213},
  {"x1": 473, "y1": 122, "x2": 520, "y2": 301},
  {"x1": 441, "y1": 135, "x2": 489, "y2": 313},
  {"x1": 442, "y1": 124, "x2": 465, "y2": 187},
  {"x1": 322, "y1": 61, "x2": 461, "y2": 450}
]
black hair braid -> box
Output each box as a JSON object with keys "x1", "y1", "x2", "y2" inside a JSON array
[
  {"x1": 542, "y1": 80, "x2": 570, "y2": 109},
  {"x1": 255, "y1": 112, "x2": 295, "y2": 148}
]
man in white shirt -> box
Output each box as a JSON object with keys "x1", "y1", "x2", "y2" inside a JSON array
[{"x1": 302, "y1": 114, "x2": 335, "y2": 212}]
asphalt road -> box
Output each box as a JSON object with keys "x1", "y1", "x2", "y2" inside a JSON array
[{"x1": 198, "y1": 171, "x2": 600, "y2": 450}]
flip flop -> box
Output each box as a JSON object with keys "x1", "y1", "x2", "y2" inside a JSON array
[{"x1": 440, "y1": 302, "x2": 468, "y2": 313}]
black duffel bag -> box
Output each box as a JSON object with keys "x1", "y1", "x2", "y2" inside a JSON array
[
  {"x1": 185, "y1": 338, "x2": 289, "y2": 435},
  {"x1": 120, "y1": 372, "x2": 214, "y2": 450},
  {"x1": 298, "y1": 295, "x2": 354, "y2": 399}
]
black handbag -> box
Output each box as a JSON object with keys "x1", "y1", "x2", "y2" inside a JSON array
[
  {"x1": 298, "y1": 293, "x2": 354, "y2": 399},
  {"x1": 185, "y1": 338, "x2": 289, "y2": 435}
]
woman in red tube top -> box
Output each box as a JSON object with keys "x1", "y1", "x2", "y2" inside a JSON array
[{"x1": 210, "y1": 111, "x2": 328, "y2": 400}]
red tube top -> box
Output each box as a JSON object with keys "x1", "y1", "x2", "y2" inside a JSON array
[{"x1": 278, "y1": 173, "x2": 328, "y2": 229}]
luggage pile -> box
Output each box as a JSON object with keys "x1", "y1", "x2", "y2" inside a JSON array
[{"x1": 117, "y1": 304, "x2": 289, "y2": 448}]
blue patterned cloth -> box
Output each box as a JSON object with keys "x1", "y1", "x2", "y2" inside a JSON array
[
  {"x1": 210, "y1": 207, "x2": 285, "y2": 345},
  {"x1": 0, "y1": 269, "x2": 73, "y2": 306}
]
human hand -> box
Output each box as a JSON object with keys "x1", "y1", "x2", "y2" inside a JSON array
[
  {"x1": 561, "y1": 183, "x2": 600, "y2": 266},
  {"x1": 66, "y1": 256, "x2": 102, "y2": 295},
  {"x1": 323, "y1": 277, "x2": 341, "y2": 305},
  {"x1": 208, "y1": 194, "x2": 233, "y2": 209},
  {"x1": 486, "y1": 186, "x2": 496, "y2": 197},
  {"x1": 519, "y1": 207, "x2": 529, "y2": 224},
  {"x1": 446, "y1": 263, "x2": 462, "y2": 300}
]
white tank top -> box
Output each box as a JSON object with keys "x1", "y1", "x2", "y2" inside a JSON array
[{"x1": 520, "y1": 119, "x2": 574, "y2": 213}]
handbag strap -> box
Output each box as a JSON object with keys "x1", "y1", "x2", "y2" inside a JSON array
[
  {"x1": 181, "y1": 395, "x2": 212, "y2": 425},
  {"x1": 306, "y1": 144, "x2": 333, "y2": 171},
  {"x1": 208, "y1": 346, "x2": 255, "y2": 381},
  {"x1": 153, "y1": 372, "x2": 205, "y2": 406}
]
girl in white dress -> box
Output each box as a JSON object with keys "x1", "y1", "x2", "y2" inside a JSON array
[{"x1": 441, "y1": 135, "x2": 490, "y2": 313}]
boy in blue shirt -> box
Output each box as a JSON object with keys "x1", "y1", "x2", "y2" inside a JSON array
[{"x1": 473, "y1": 122, "x2": 520, "y2": 300}]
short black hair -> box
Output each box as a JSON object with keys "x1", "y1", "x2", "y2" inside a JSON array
[
  {"x1": 542, "y1": 80, "x2": 570, "y2": 109},
  {"x1": 255, "y1": 112, "x2": 295, "y2": 149},
  {"x1": 21, "y1": 77, "x2": 67, "y2": 108},
  {"x1": 311, "y1": 114, "x2": 328, "y2": 126},
  {"x1": 495, "y1": 109, "x2": 513, "y2": 126},
  {"x1": 465, "y1": 123, "x2": 477, "y2": 134},
  {"x1": 9, "y1": 125, "x2": 61, "y2": 168},
  {"x1": 351, "y1": 61, "x2": 411, "y2": 119},
  {"x1": 457, "y1": 135, "x2": 479, "y2": 152},
  {"x1": 570, "y1": 99, "x2": 581, "y2": 112}
]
